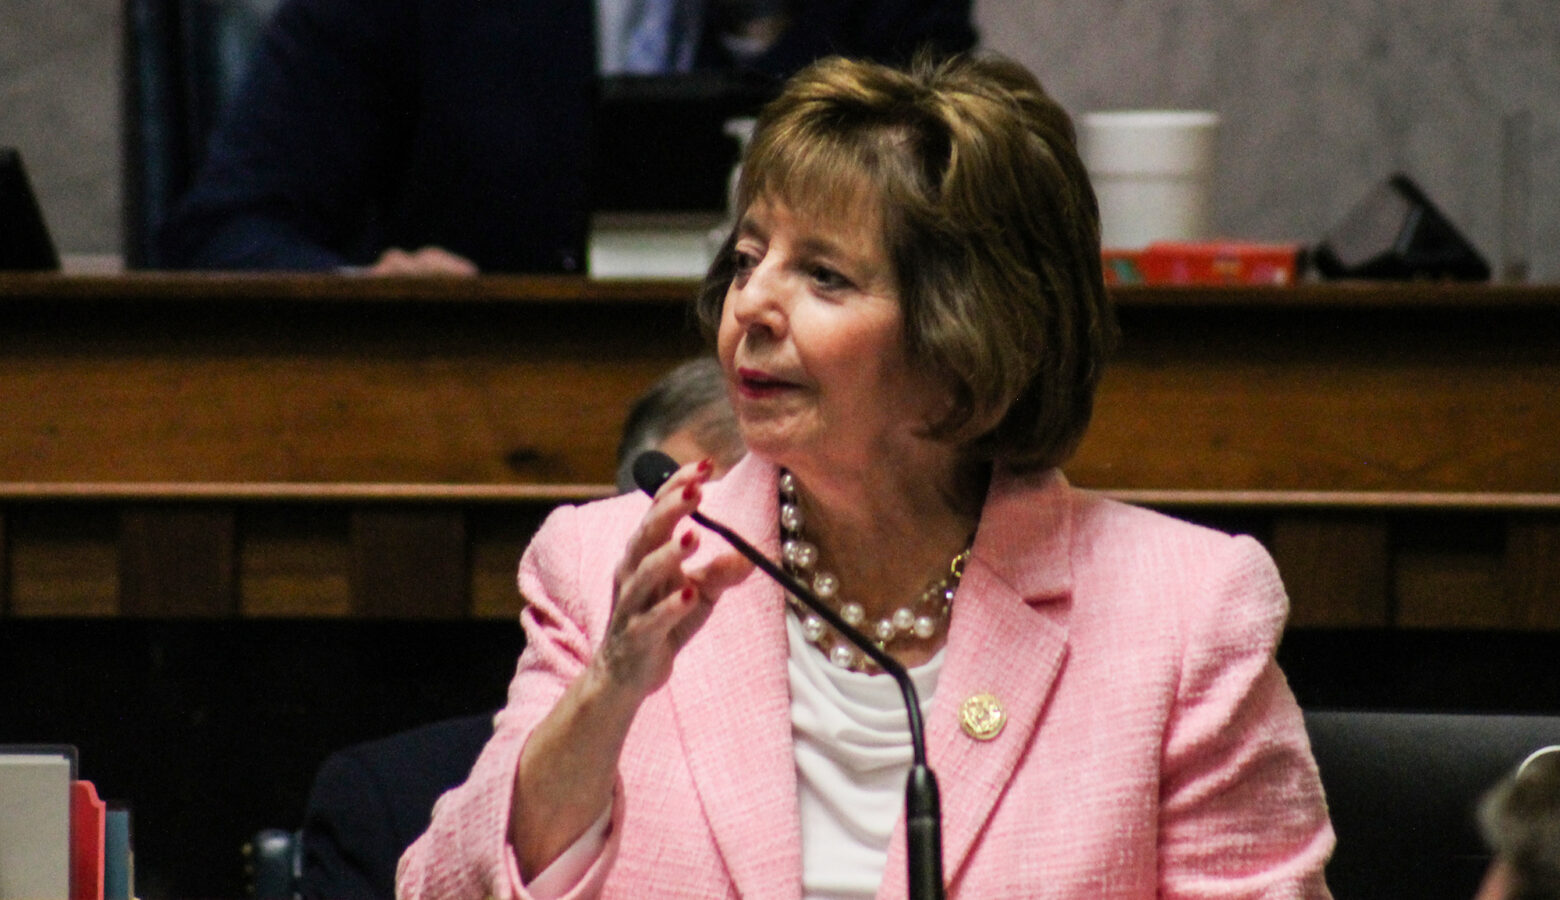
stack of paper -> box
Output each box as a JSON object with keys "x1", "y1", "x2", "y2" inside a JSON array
[
  {"x1": 0, "y1": 746, "x2": 128, "y2": 900},
  {"x1": 0, "y1": 747, "x2": 73, "y2": 899}
]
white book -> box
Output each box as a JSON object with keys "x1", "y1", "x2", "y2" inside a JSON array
[
  {"x1": 588, "y1": 211, "x2": 727, "y2": 279},
  {"x1": 0, "y1": 747, "x2": 74, "y2": 900}
]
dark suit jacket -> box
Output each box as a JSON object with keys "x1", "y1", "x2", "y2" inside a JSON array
[
  {"x1": 159, "y1": 0, "x2": 974, "y2": 272},
  {"x1": 696, "y1": 0, "x2": 977, "y2": 77},
  {"x1": 161, "y1": 0, "x2": 596, "y2": 272},
  {"x1": 298, "y1": 713, "x2": 495, "y2": 900}
]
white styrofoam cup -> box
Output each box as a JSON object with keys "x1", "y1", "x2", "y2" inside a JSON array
[{"x1": 1080, "y1": 110, "x2": 1220, "y2": 249}]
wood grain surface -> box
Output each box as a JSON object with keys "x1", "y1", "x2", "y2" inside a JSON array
[{"x1": 3, "y1": 275, "x2": 1556, "y2": 624}]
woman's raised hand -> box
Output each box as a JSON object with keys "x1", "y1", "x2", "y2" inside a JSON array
[
  {"x1": 510, "y1": 459, "x2": 750, "y2": 876},
  {"x1": 600, "y1": 459, "x2": 751, "y2": 698}
]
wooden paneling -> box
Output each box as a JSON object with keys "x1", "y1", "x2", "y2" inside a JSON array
[
  {"x1": 2, "y1": 276, "x2": 1557, "y2": 625},
  {"x1": 1506, "y1": 521, "x2": 1560, "y2": 629},
  {"x1": 240, "y1": 507, "x2": 352, "y2": 616},
  {"x1": 1392, "y1": 513, "x2": 1509, "y2": 629},
  {"x1": 348, "y1": 509, "x2": 468, "y2": 618},
  {"x1": 2, "y1": 488, "x2": 1555, "y2": 628},
  {"x1": 0, "y1": 276, "x2": 704, "y2": 486},
  {"x1": 6, "y1": 505, "x2": 118, "y2": 616},
  {"x1": 1269, "y1": 514, "x2": 1391, "y2": 628},
  {"x1": 119, "y1": 506, "x2": 237, "y2": 616},
  {"x1": 2, "y1": 276, "x2": 1557, "y2": 493},
  {"x1": 468, "y1": 506, "x2": 553, "y2": 620},
  {"x1": 1074, "y1": 303, "x2": 1560, "y2": 493},
  {"x1": 1130, "y1": 493, "x2": 1560, "y2": 632},
  {"x1": 0, "y1": 484, "x2": 611, "y2": 620}
]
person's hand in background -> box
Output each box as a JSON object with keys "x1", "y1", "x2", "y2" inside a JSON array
[{"x1": 368, "y1": 246, "x2": 479, "y2": 276}]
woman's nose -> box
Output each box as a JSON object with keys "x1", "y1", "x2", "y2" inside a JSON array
[{"x1": 730, "y1": 259, "x2": 787, "y2": 336}]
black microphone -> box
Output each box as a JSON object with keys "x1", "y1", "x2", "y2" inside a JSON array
[{"x1": 633, "y1": 450, "x2": 944, "y2": 900}]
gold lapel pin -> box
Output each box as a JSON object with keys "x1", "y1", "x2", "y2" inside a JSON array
[{"x1": 959, "y1": 692, "x2": 1006, "y2": 741}]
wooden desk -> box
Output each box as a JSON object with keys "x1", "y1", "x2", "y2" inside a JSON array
[
  {"x1": 0, "y1": 273, "x2": 704, "y2": 484},
  {"x1": 2, "y1": 275, "x2": 1557, "y2": 625}
]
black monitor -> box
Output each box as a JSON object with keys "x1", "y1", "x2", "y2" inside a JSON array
[
  {"x1": 591, "y1": 73, "x2": 779, "y2": 213},
  {"x1": 0, "y1": 147, "x2": 60, "y2": 271}
]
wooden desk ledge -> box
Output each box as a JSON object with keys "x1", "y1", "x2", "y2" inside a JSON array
[
  {"x1": 3, "y1": 272, "x2": 1559, "y2": 309},
  {"x1": 2, "y1": 482, "x2": 1557, "y2": 512},
  {"x1": 1104, "y1": 489, "x2": 1560, "y2": 513},
  {"x1": 0, "y1": 482, "x2": 617, "y2": 504}
]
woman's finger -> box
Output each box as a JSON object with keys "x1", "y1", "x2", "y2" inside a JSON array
[
  {"x1": 613, "y1": 529, "x2": 698, "y2": 622},
  {"x1": 614, "y1": 462, "x2": 709, "y2": 608},
  {"x1": 619, "y1": 464, "x2": 703, "y2": 560},
  {"x1": 687, "y1": 546, "x2": 754, "y2": 599},
  {"x1": 598, "y1": 459, "x2": 722, "y2": 692},
  {"x1": 600, "y1": 581, "x2": 704, "y2": 691}
]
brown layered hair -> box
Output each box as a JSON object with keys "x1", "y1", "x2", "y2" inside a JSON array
[{"x1": 696, "y1": 53, "x2": 1117, "y2": 471}]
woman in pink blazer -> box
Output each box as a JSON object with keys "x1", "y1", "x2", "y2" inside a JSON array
[{"x1": 398, "y1": 53, "x2": 1333, "y2": 899}]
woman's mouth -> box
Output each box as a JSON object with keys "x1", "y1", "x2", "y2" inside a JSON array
[{"x1": 736, "y1": 367, "x2": 797, "y2": 399}]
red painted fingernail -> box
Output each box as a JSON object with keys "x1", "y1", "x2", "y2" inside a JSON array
[
  {"x1": 680, "y1": 586, "x2": 695, "y2": 603},
  {"x1": 680, "y1": 531, "x2": 695, "y2": 549},
  {"x1": 682, "y1": 484, "x2": 698, "y2": 502},
  {"x1": 697, "y1": 458, "x2": 714, "y2": 475}
]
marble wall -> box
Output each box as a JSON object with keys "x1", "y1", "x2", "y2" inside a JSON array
[
  {"x1": 978, "y1": 0, "x2": 1560, "y2": 280},
  {"x1": 1, "y1": 0, "x2": 123, "y2": 259},
  {"x1": 3, "y1": 0, "x2": 1556, "y2": 278}
]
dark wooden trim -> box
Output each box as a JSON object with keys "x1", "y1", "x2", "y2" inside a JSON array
[
  {"x1": 1270, "y1": 514, "x2": 1392, "y2": 628},
  {"x1": 1507, "y1": 522, "x2": 1560, "y2": 629},
  {"x1": 3, "y1": 274, "x2": 1558, "y2": 310},
  {"x1": 3, "y1": 486, "x2": 1556, "y2": 626},
  {"x1": 1107, "y1": 490, "x2": 1560, "y2": 512},
  {"x1": 0, "y1": 272, "x2": 701, "y2": 305},
  {"x1": 118, "y1": 506, "x2": 237, "y2": 616},
  {"x1": 348, "y1": 508, "x2": 468, "y2": 618},
  {"x1": 1112, "y1": 282, "x2": 1560, "y2": 310},
  {"x1": 0, "y1": 482, "x2": 615, "y2": 503},
  {"x1": 3, "y1": 483, "x2": 1556, "y2": 511},
  {"x1": 0, "y1": 510, "x2": 8, "y2": 616}
]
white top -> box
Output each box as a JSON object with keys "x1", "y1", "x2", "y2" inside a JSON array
[
  {"x1": 528, "y1": 613, "x2": 944, "y2": 899},
  {"x1": 787, "y1": 612, "x2": 945, "y2": 900}
]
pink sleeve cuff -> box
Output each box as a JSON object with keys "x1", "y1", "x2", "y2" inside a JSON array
[{"x1": 510, "y1": 803, "x2": 613, "y2": 900}]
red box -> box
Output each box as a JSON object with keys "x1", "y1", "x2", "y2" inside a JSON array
[{"x1": 1103, "y1": 241, "x2": 1303, "y2": 286}]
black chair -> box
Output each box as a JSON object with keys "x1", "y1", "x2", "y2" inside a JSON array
[
  {"x1": 1304, "y1": 710, "x2": 1560, "y2": 900},
  {"x1": 247, "y1": 712, "x2": 494, "y2": 900},
  {"x1": 122, "y1": 0, "x2": 280, "y2": 268},
  {"x1": 244, "y1": 828, "x2": 302, "y2": 900}
]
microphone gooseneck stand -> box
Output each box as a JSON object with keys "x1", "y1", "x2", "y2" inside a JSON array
[{"x1": 633, "y1": 451, "x2": 945, "y2": 900}]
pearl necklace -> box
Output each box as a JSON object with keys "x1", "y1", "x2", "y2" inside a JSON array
[{"x1": 778, "y1": 469, "x2": 971, "y2": 673}]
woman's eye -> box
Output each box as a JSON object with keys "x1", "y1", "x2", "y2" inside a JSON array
[
  {"x1": 810, "y1": 266, "x2": 850, "y2": 290},
  {"x1": 731, "y1": 248, "x2": 759, "y2": 274}
]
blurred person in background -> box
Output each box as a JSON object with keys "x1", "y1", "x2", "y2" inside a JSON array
[
  {"x1": 161, "y1": 0, "x2": 976, "y2": 274},
  {"x1": 615, "y1": 357, "x2": 744, "y2": 493},
  {"x1": 1476, "y1": 747, "x2": 1560, "y2": 900}
]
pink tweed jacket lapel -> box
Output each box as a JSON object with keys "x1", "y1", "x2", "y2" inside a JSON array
[
  {"x1": 665, "y1": 460, "x2": 1076, "y2": 899},
  {"x1": 668, "y1": 456, "x2": 804, "y2": 900},
  {"x1": 878, "y1": 467, "x2": 1075, "y2": 899}
]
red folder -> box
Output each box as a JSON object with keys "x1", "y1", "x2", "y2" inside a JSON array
[{"x1": 71, "y1": 780, "x2": 107, "y2": 900}]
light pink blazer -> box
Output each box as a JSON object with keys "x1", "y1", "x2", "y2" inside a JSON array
[{"x1": 398, "y1": 455, "x2": 1334, "y2": 899}]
